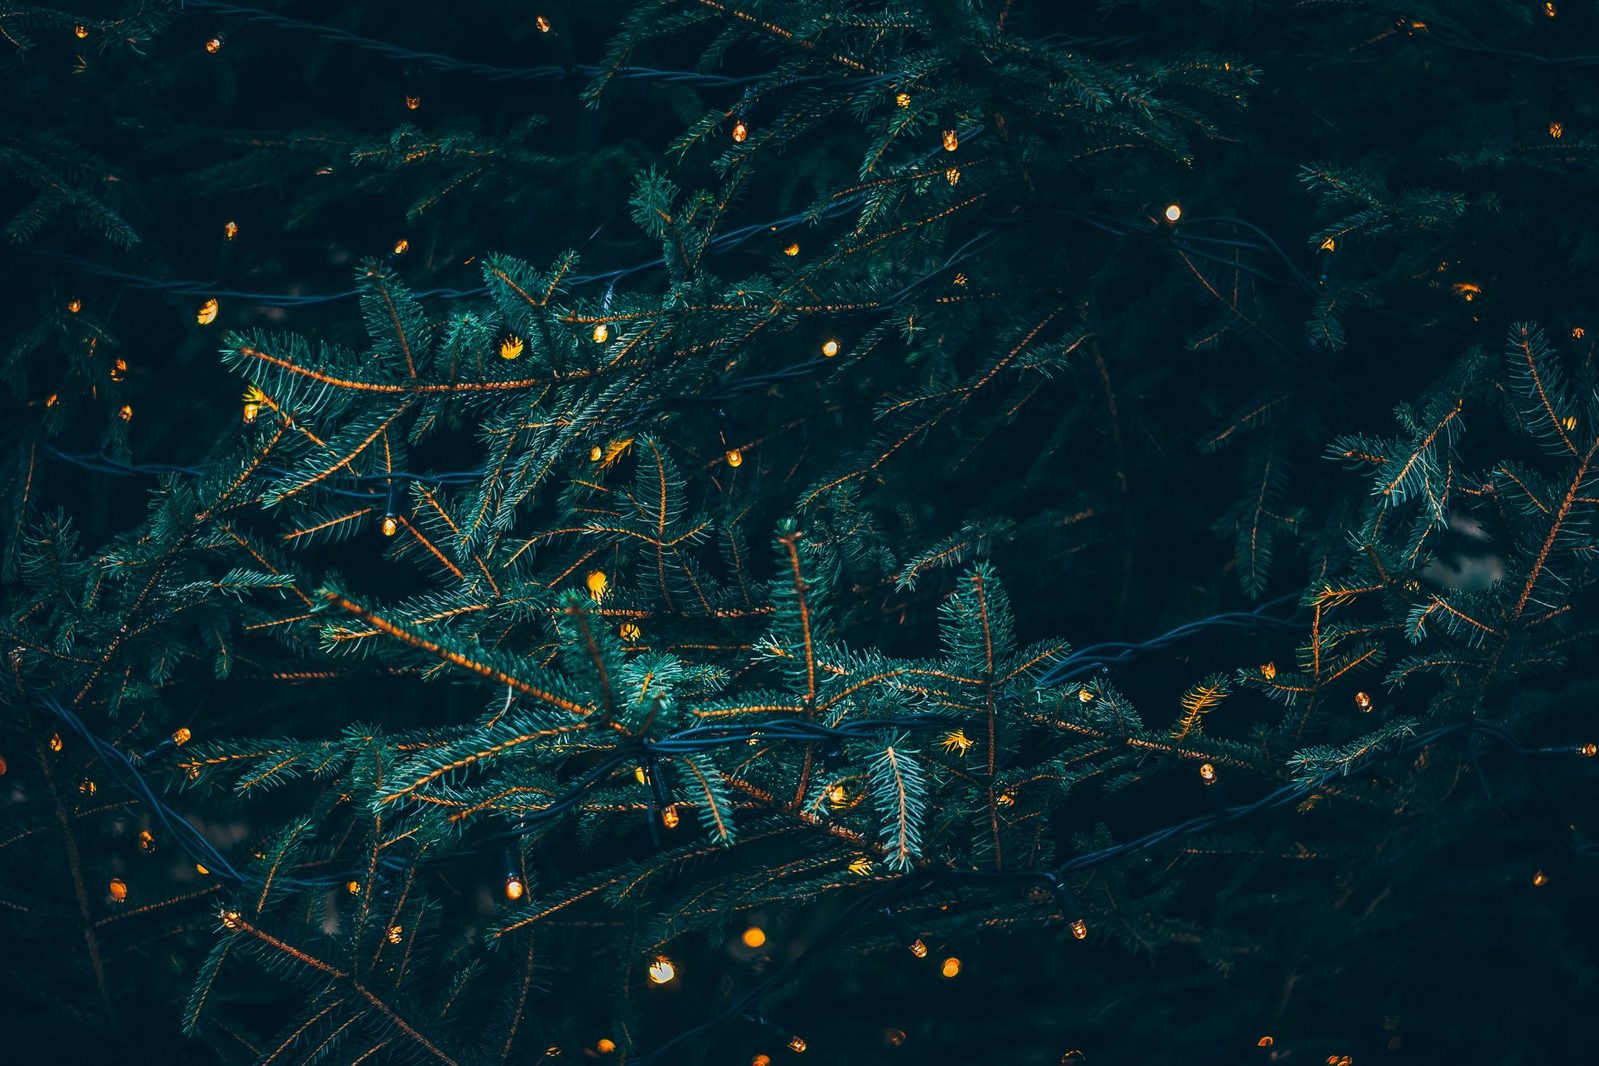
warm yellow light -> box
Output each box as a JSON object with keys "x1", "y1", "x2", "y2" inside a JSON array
[
  {"x1": 381, "y1": 515, "x2": 399, "y2": 537},
  {"x1": 1452, "y1": 281, "x2": 1481, "y2": 302},
  {"x1": 205, "y1": 37, "x2": 223, "y2": 54},
  {"x1": 1260, "y1": 661, "x2": 1277, "y2": 680},
  {"x1": 596, "y1": 1039, "x2": 616, "y2": 1054},
  {"x1": 197, "y1": 298, "x2": 219, "y2": 325},
  {"x1": 953, "y1": 272, "x2": 968, "y2": 287},
  {"x1": 752, "y1": 1057, "x2": 771, "y2": 1066},
  {"x1": 387, "y1": 924, "x2": 403, "y2": 943},
  {"x1": 196, "y1": 864, "x2": 210, "y2": 876},
  {"x1": 634, "y1": 765, "x2": 650, "y2": 785},
  {"x1": 586, "y1": 570, "x2": 609, "y2": 600},
  {"x1": 821, "y1": 339, "x2": 840, "y2": 358},
  {"x1": 1078, "y1": 688, "x2": 1094, "y2": 703},
  {"x1": 725, "y1": 449, "x2": 743, "y2": 468},
  {"x1": 172, "y1": 727, "x2": 192, "y2": 746},
  {"x1": 1258, "y1": 1036, "x2": 1274, "y2": 1048},
  {"x1": 883, "y1": 1028, "x2": 907, "y2": 1047},
  {"x1": 1550, "y1": 121, "x2": 1564, "y2": 139},
  {"x1": 50, "y1": 733, "x2": 64, "y2": 752},
  {"x1": 405, "y1": 95, "x2": 420, "y2": 110},
  {"x1": 590, "y1": 445, "x2": 603, "y2": 461},
  {"x1": 1547, "y1": 1, "x2": 1558, "y2": 15},
  {"x1": 1164, "y1": 203, "x2": 1182, "y2": 223},
  {"x1": 741, "y1": 926, "x2": 766, "y2": 948},
  {"x1": 1533, "y1": 870, "x2": 1548, "y2": 887},
  {"x1": 829, "y1": 783, "x2": 849, "y2": 808},
  {"x1": 620, "y1": 622, "x2": 641, "y2": 641},
  {"x1": 1199, "y1": 762, "x2": 1217, "y2": 784},
  {"x1": 945, "y1": 166, "x2": 961, "y2": 185},
  {"x1": 118, "y1": 404, "x2": 133, "y2": 422},
  {"x1": 908, "y1": 938, "x2": 928, "y2": 958},
  {"x1": 393, "y1": 238, "x2": 410, "y2": 255},
  {"x1": 895, "y1": 91, "x2": 911, "y2": 108},
  {"x1": 346, "y1": 880, "x2": 361, "y2": 895},
  {"x1": 223, "y1": 220, "x2": 239, "y2": 240},
  {"x1": 74, "y1": 24, "x2": 89, "y2": 38},
  {"x1": 1320, "y1": 236, "x2": 1336, "y2": 252},
  {"x1": 1354, "y1": 691, "x2": 1372, "y2": 712},
  {"x1": 1562, "y1": 414, "x2": 1578, "y2": 432},
  {"x1": 505, "y1": 877, "x2": 525, "y2": 901},
  {"x1": 732, "y1": 120, "x2": 749, "y2": 143},
  {"x1": 848, "y1": 856, "x2": 874, "y2": 876},
  {"x1": 109, "y1": 357, "x2": 127, "y2": 382},
  {"x1": 106, "y1": 878, "x2": 127, "y2": 902},
  {"x1": 996, "y1": 791, "x2": 1015, "y2": 808},
  {"x1": 1069, "y1": 918, "x2": 1088, "y2": 940},
  {"x1": 784, "y1": 242, "x2": 800, "y2": 256},
  {"x1": 786, "y1": 1036, "x2": 807, "y2": 1054},
  {"x1": 1581, "y1": 742, "x2": 1597, "y2": 757},
  {"x1": 661, "y1": 806, "x2": 680, "y2": 829},
  {"x1": 940, "y1": 956, "x2": 961, "y2": 978},
  {"x1": 498, "y1": 334, "x2": 525, "y2": 360},
  {"x1": 67, "y1": 298, "x2": 82, "y2": 313},
  {"x1": 79, "y1": 779, "x2": 96, "y2": 795},
  {"x1": 646, "y1": 955, "x2": 676, "y2": 984},
  {"x1": 221, "y1": 909, "x2": 241, "y2": 930},
  {"x1": 588, "y1": 322, "x2": 610, "y2": 344},
  {"x1": 138, "y1": 830, "x2": 154, "y2": 851},
  {"x1": 942, "y1": 129, "x2": 959, "y2": 151},
  {"x1": 536, "y1": 15, "x2": 552, "y2": 32},
  {"x1": 1574, "y1": 327, "x2": 1586, "y2": 340}
]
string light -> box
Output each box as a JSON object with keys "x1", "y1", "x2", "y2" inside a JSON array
[
  {"x1": 505, "y1": 875, "x2": 525, "y2": 901},
  {"x1": 1550, "y1": 121, "x2": 1564, "y2": 139},
  {"x1": 741, "y1": 926, "x2": 766, "y2": 948},
  {"x1": 67, "y1": 298, "x2": 82, "y2": 314},
  {"x1": 196, "y1": 864, "x2": 210, "y2": 875},
  {"x1": 172, "y1": 727, "x2": 192, "y2": 746},
  {"x1": 387, "y1": 924, "x2": 403, "y2": 943},
  {"x1": 197, "y1": 298, "x2": 219, "y2": 325},
  {"x1": 118, "y1": 404, "x2": 133, "y2": 422},
  {"x1": 783, "y1": 242, "x2": 799, "y2": 256},
  {"x1": 499, "y1": 334, "x2": 525, "y2": 360},
  {"x1": 896, "y1": 91, "x2": 911, "y2": 108},
  {"x1": 74, "y1": 24, "x2": 88, "y2": 38},
  {"x1": 110, "y1": 358, "x2": 127, "y2": 382},
  {"x1": 596, "y1": 1039, "x2": 616, "y2": 1054},
  {"x1": 786, "y1": 1035, "x2": 807, "y2": 1054},
  {"x1": 1069, "y1": 918, "x2": 1088, "y2": 940},
  {"x1": 661, "y1": 806, "x2": 680, "y2": 829},
  {"x1": 536, "y1": 15, "x2": 552, "y2": 32},
  {"x1": 49, "y1": 733, "x2": 64, "y2": 752},
  {"x1": 821, "y1": 338, "x2": 840, "y2": 358},
  {"x1": 1260, "y1": 661, "x2": 1277, "y2": 680},
  {"x1": 221, "y1": 909, "x2": 242, "y2": 930},
  {"x1": 752, "y1": 1057, "x2": 771, "y2": 1066},
  {"x1": 79, "y1": 779, "x2": 96, "y2": 795},
  {"x1": 1164, "y1": 203, "x2": 1183, "y2": 223},
  {"x1": 1320, "y1": 236, "x2": 1336, "y2": 252},
  {"x1": 205, "y1": 36, "x2": 224, "y2": 54},
  {"x1": 996, "y1": 790, "x2": 1016, "y2": 807},
  {"x1": 1452, "y1": 281, "x2": 1481, "y2": 302},
  {"x1": 381, "y1": 515, "x2": 399, "y2": 537},
  {"x1": 1258, "y1": 1036, "x2": 1274, "y2": 1048},
  {"x1": 1355, "y1": 691, "x2": 1372, "y2": 712},
  {"x1": 940, "y1": 956, "x2": 961, "y2": 978},
  {"x1": 1199, "y1": 762, "x2": 1217, "y2": 785},
  {"x1": 732, "y1": 120, "x2": 749, "y2": 143},
  {"x1": 1078, "y1": 688, "x2": 1094, "y2": 703},
  {"x1": 942, "y1": 129, "x2": 958, "y2": 151},
  {"x1": 725, "y1": 448, "x2": 743, "y2": 467},
  {"x1": 908, "y1": 938, "x2": 928, "y2": 958},
  {"x1": 883, "y1": 1028, "x2": 907, "y2": 1047},
  {"x1": 224, "y1": 220, "x2": 239, "y2": 240},
  {"x1": 619, "y1": 622, "x2": 641, "y2": 641},
  {"x1": 393, "y1": 238, "x2": 410, "y2": 255},
  {"x1": 138, "y1": 830, "x2": 155, "y2": 852},
  {"x1": 829, "y1": 783, "x2": 850, "y2": 807},
  {"x1": 590, "y1": 445, "x2": 603, "y2": 461},
  {"x1": 592, "y1": 322, "x2": 610, "y2": 343},
  {"x1": 1580, "y1": 742, "x2": 1597, "y2": 757},
  {"x1": 1532, "y1": 870, "x2": 1548, "y2": 887},
  {"x1": 108, "y1": 878, "x2": 127, "y2": 902},
  {"x1": 1547, "y1": 1, "x2": 1558, "y2": 15},
  {"x1": 346, "y1": 880, "x2": 361, "y2": 895},
  {"x1": 646, "y1": 955, "x2": 677, "y2": 984},
  {"x1": 586, "y1": 570, "x2": 609, "y2": 600},
  {"x1": 945, "y1": 166, "x2": 961, "y2": 185},
  {"x1": 634, "y1": 765, "x2": 650, "y2": 785},
  {"x1": 405, "y1": 95, "x2": 420, "y2": 110}
]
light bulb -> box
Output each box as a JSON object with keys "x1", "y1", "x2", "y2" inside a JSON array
[
  {"x1": 172, "y1": 727, "x2": 192, "y2": 746},
  {"x1": 646, "y1": 955, "x2": 676, "y2": 984},
  {"x1": 505, "y1": 876, "x2": 525, "y2": 901},
  {"x1": 732, "y1": 120, "x2": 748, "y2": 143},
  {"x1": 1070, "y1": 918, "x2": 1088, "y2": 940},
  {"x1": 1199, "y1": 762, "x2": 1217, "y2": 785},
  {"x1": 108, "y1": 878, "x2": 127, "y2": 902},
  {"x1": 821, "y1": 339, "x2": 840, "y2": 358},
  {"x1": 908, "y1": 938, "x2": 928, "y2": 958},
  {"x1": 381, "y1": 515, "x2": 399, "y2": 537},
  {"x1": 592, "y1": 323, "x2": 610, "y2": 343},
  {"x1": 619, "y1": 622, "x2": 641, "y2": 641},
  {"x1": 1164, "y1": 203, "x2": 1182, "y2": 223},
  {"x1": 725, "y1": 449, "x2": 743, "y2": 467},
  {"x1": 940, "y1": 956, "x2": 961, "y2": 978},
  {"x1": 741, "y1": 926, "x2": 766, "y2": 948},
  {"x1": 942, "y1": 129, "x2": 958, "y2": 151},
  {"x1": 197, "y1": 298, "x2": 219, "y2": 325}
]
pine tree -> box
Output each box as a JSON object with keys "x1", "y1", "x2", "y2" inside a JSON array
[{"x1": 3, "y1": 2, "x2": 1596, "y2": 1063}]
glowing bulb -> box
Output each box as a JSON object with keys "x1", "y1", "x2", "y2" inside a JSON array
[
  {"x1": 848, "y1": 856, "x2": 874, "y2": 876},
  {"x1": 221, "y1": 910, "x2": 241, "y2": 929},
  {"x1": 172, "y1": 727, "x2": 192, "y2": 746},
  {"x1": 505, "y1": 877, "x2": 525, "y2": 901},
  {"x1": 596, "y1": 1039, "x2": 616, "y2": 1054},
  {"x1": 138, "y1": 830, "x2": 155, "y2": 851},
  {"x1": 725, "y1": 448, "x2": 743, "y2": 467},
  {"x1": 536, "y1": 15, "x2": 552, "y2": 32},
  {"x1": 1164, "y1": 203, "x2": 1182, "y2": 223},
  {"x1": 1199, "y1": 762, "x2": 1217, "y2": 784},
  {"x1": 942, "y1": 129, "x2": 959, "y2": 151},
  {"x1": 634, "y1": 765, "x2": 650, "y2": 785},
  {"x1": 499, "y1": 335, "x2": 524, "y2": 360},
  {"x1": 787, "y1": 1036, "x2": 807, "y2": 1054},
  {"x1": 1069, "y1": 918, "x2": 1088, "y2": 940},
  {"x1": 1533, "y1": 870, "x2": 1548, "y2": 887},
  {"x1": 661, "y1": 806, "x2": 680, "y2": 829},
  {"x1": 197, "y1": 298, "x2": 219, "y2": 325},
  {"x1": 118, "y1": 404, "x2": 133, "y2": 422},
  {"x1": 243, "y1": 402, "x2": 260, "y2": 424},
  {"x1": 783, "y1": 242, "x2": 800, "y2": 256},
  {"x1": 109, "y1": 358, "x2": 127, "y2": 382},
  {"x1": 829, "y1": 783, "x2": 849, "y2": 807},
  {"x1": 646, "y1": 955, "x2": 676, "y2": 984},
  {"x1": 589, "y1": 445, "x2": 603, "y2": 461},
  {"x1": 205, "y1": 36, "x2": 223, "y2": 54},
  {"x1": 223, "y1": 220, "x2": 238, "y2": 241},
  {"x1": 50, "y1": 733, "x2": 64, "y2": 752},
  {"x1": 1258, "y1": 1036, "x2": 1274, "y2": 1048},
  {"x1": 1260, "y1": 661, "x2": 1277, "y2": 680},
  {"x1": 1550, "y1": 121, "x2": 1564, "y2": 139},
  {"x1": 908, "y1": 938, "x2": 928, "y2": 958},
  {"x1": 619, "y1": 622, "x2": 641, "y2": 641},
  {"x1": 741, "y1": 926, "x2": 766, "y2": 948},
  {"x1": 592, "y1": 323, "x2": 610, "y2": 343},
  {"x1": 753, "y1": 1057, "x2": 771, "y2": 1066},
  {"x1": 945, "y1": 166, "x2": 961, "y2": 185},
  {"x1": 387, "y1": 924, "x2": 403, "y2": 943},
  {"x1": 821, "y1": 339, "x2": 840, "y2": 358},
  {"x1": 108, "y1": 878, "x2": 127, "y2": 902},
  {"x1": 393, "y1": 238, "x2": 410, "y2": 255},
  {"x1": 1581, "y1": 743, "x2": 1597, "y2": 757},
  {"x1": 196, "y1": 864, "x2": 210, "y2": 875},
  {"x1": 1320, "y1": 236, "x2": 1336, "y2": 252},
  {"x1": 996, "y1": 790, "x2": 1015, "y2": 807},
  {"x1": 405, "y1": 95, "x2": 420, "y2": 110},
  {"x1": 896, "y1": 92, "x2": 911, "y2": 108},
  {"x1": 75, "y1": 24, "x2": 88, "y2": 38},
  {"x1": 346, "y1": 880, "x2": 361, "y2": 895},
  {"x1": 732, "y1": 120, "x2": 749, "y2": 143},
  {"x1": 381, "y1": 515, "x2": 399, "y2": 537},
  {"x1": 1355, "y1": 691, "x2": 1373, "y2": 712},
  {"x1": 67, "y1": 298, "x2": 82, "y2": 314},
  {"x1": 1078, "y1": 688, "x2": 1093, "y2": 703},
  {"x1": 1547, "y1": 1, "x2": 1557, "y2": 15},
  {"x1": 940, "y1": 956, "x2": 961, "y2": 978},
  {"x1": 586, "y1": 570, "x2": 609, "y2": 600},
  {"x1": 883, "y1": 1028, "x2": 907, "y2": 1047}
]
